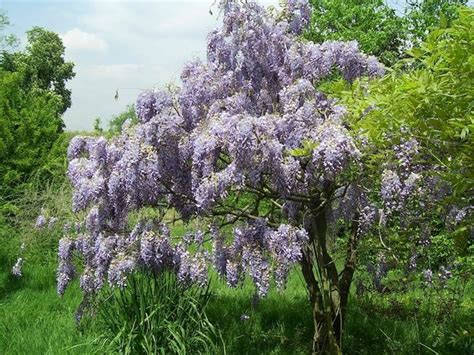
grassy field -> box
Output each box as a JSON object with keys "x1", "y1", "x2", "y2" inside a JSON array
[
  {"x1": 0, "y1": 262, "x2": 96, "y2": 354},
  {"x1": 0, "y1": 184, "x2": 472, "y2": 354},
  {"x1": 1, "y1": 256, "x2": 472, "y2": 354}
]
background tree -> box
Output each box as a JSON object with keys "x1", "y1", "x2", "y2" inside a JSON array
[
  {"x1": 305, "y1": 0, "x2": 406, "y2": 66},
  {"x1": 0, "y1": 68, "x2": 64, "y2": 193},
  {"x1": 1, "y1": 27, "x2": 75, "y2": 118},
  {"x1": 0, "y1": 25, "x2": 74, "y2": 195},
  {"x1": 0, "y1": 10, "x2": 18, "y2": 51},
  {"x1": 406, "y1": 0, "x2": 468, "y2": 42},
  {"x1": 305, "y1": 0, "x2": 469, "y2": 66}
]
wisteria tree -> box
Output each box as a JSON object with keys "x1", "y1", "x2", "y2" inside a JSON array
[{"x1": 59, "y1": 1, "x2": 387, "y2": 353}]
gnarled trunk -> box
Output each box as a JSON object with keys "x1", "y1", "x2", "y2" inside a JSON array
[{"x1": 300, "y1": 207, "x2": 360, "y2": 354}]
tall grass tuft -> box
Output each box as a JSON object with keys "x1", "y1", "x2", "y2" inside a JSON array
[{"x1": 91, "y1": 271, "x2": 223, "y2": 354}]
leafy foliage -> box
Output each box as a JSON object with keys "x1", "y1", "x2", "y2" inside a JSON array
[
  {"x1": 344, "y1": 6, "x2": 473, "y2": 201},
  {"x1": 1, "y1": 27, "x2": 75, "y2": 116},
  {"x1": 332, "y1": 6, "x2": 474, "y2": 314},
  {"x1": 0, "y1": 25, "x2": 74, "y2": 195},
  {"x1": 406, "y1": 0, "x2": 469, "y2": 42},
  {"x1": 92, "y1": 271, "x2": 220, "y2": 354},
  {"x1": 0, "y1": 69, "x2": 64, "y2": 193},
  {"x1": 305, "y1": 0, "x2": 469, "y2": 66},
  {"x1": 306, "y1": 0, "x2": 405, "y2": 66}
]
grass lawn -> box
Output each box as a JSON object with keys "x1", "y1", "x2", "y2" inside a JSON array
[
  {"x1": 1, "y1": 255, "x2": 472, "y2": 354},
  {"x1": 0, "y1": 204, "x2": 472, "y2": 354},
  {"x1": 0, "y1": 261, "x2": 97, "y2": 354}
]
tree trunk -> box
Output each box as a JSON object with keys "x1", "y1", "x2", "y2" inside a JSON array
[
  {"x1": 300, "y1": 204, "x2": 359, "y2": 354},
  {"x1": 301, "y1": 207, "x2": 342, "y2": 354},
  {"x1": 301, "y1": 247, "x2": 342, "y2": 354}
]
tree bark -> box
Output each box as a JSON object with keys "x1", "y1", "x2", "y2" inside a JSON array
[
  {"x1": 339, "y1": 212, "x2": 360, "y2": 323},
  {"x1": 301, "y1": 208, "x2": 342, "y2": 355}
]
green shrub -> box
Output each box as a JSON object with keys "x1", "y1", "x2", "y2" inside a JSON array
[{"x1": 91, "y1": 271, "x2": 222, "y2": 354}]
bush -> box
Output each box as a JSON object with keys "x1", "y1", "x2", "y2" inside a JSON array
[{"x1": 90, "y1": 271, "x2": 221, "y2": 354}]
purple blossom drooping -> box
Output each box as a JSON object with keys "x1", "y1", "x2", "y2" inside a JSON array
[
  {"x1": 422, "y1": 269, "x2": 433, "y2": 285},
  {"x1": 266, "y1": 224, "x2": 308, "y2": 289},
  {"x1": 381, "y1": 169, "x2": 403, "y2": 213},
  {"x1": 58, "y1": 0, "x2": 385, "y2": 298},
  {"x1": 357, "y1": 205, "x2": 377, "y2": 236},
  {"x1": 35, "y1": 214, "x2": 47, "y2": 229},
  {"x1": 57, "y1": 261, "x2": 75, "y2": 296},
  {"x1": 57, "y1": 237, "x2": 76, "y2": 295},
  {"x1": 108, "y1": 254, "x2": 137, "y2": 288},
  {"x1": 135, "y1": 89, "x2": 173, "y2": 123},
  {"x1": 438, "y1": 265, "x2": 452, "y2": 286},
  {"x1": 408, "y1": 253, "x2": 417, "y2": 272}
]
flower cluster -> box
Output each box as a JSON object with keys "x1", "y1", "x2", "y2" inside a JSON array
[
  {"x1": 57, "y1": 227, "x2": 210, "y2": 296},
  {"x1": 380, "y1": 138, "x2": 423, "y2": 215},
  {"x1": 381, "y1": 169, "x2": 422, "y2": 215},
  {"x1": 330, "y1": 185, "x2": 377, "y2": 238},
  {"x1": 60, "y1": 0, "x2": 384, "y2": 297}
]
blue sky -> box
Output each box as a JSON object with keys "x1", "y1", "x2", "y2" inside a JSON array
[
  {"x1": 2, "y1": 0, "x2": 280, "y2": 130},
  {"x1": 1, "y1": 0, "x2": 410, "y2": 130}
]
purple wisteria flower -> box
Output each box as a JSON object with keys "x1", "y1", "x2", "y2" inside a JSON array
[
  {"x1": 35, "y1": 214, "x2": 47, "y2": 229},
  {"x1": 58, "y1": 0, "x2": 385, "y2": 298},
  {"x1": 438, "y1": 266, "x2": 452, "y2": 286},
  {"x1": 422, "y1": 269, "x2": 433, "y2": 285}
]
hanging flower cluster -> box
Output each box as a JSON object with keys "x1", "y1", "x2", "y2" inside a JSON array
[{"x1": 59, "y1": 0, "x2": 384, "y2": 297}]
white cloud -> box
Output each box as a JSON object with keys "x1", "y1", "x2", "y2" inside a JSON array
[
  {"x1": 59, "y1": 1, "x2": 278, "y2": 130},
  {"x1": 61, "y1": 28, "x2": 108, "y2": 51},
  {"x1": 84, "y1": 64, "x2": 144, "y2": 80}
]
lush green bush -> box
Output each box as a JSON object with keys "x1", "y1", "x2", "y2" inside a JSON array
[
  {"x1": 305, "y1": 0, "x2": 468, "y2": 66},
  {"x1": 341, "y1": 6, "x2": 473, "y2": 206},
  {"x1": 312, "y1": 11, "x2": 474, "y2": 351},
  {"x1": 0, "y1": 69, "x2": 61, "y2": 191},
  {"x1": 90, "y1": 271, "x2": 221, "y2": 354},
  {"x1": 406, "y1": 0, "x2": 469, "y2": 43},
  {"x1": 0, "y1": 22, "x2": 74, "y2": 196},
  {"x1": 1, "y1": 26, "x2": 75, "y2": 116}
]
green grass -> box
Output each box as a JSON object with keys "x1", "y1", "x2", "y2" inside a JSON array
[
  {"x1": 0, "y1": 261, "x2": 97, "y2": 354},
  {"x1": 0, "y1": 181, "x2": 98, "y2": 354},
  {"x1": 206, "y1": 271, "x2": 312, "y2": 354},
  {"x1": 0, "y1": 254, "x2": 472, "y2": 354},
  {"x1": 0, "y1": 182, "x2": 472, "y2": 354}
]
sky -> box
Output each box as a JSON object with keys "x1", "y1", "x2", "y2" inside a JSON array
[
  {"x1": 1, "y1": 0, "x2": 411, "y2": 131},
  {"x1": 0, "y1": 0, "x2": 279, "y2": 130}
]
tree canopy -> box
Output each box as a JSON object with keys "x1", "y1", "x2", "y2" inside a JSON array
[
  {"x1": 306, "y1": 0, "x2": 405, "y2": 65},
  {"x1": 1, "y1": 27, "x2": 75, "y2": 117},
  {"x1": 305, "y1": 0, "x2": 468, "y2": 66},
  {"x1": 0, "y1": 21, "x2": 74, "y2": 194}
]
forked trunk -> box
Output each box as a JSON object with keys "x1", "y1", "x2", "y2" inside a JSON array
[
  {"x1": 310, "y1": 296, "x2": 341, "y2": 355},
  {"x1": 300, "y1": 206, "x2": 358, "y2": 354}
]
